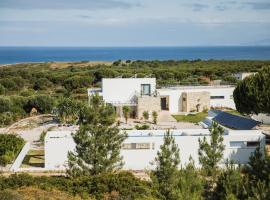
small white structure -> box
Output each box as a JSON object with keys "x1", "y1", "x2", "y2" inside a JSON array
[
  {"x1": 233, "y1": 72, "x2": 256, "y2": 80},
  {"x1": 44, "y1": 129, "x2": 265, "y2": 170},
  {"x1": 45, "y1": 131, "x2": 76, "y2": 170}
]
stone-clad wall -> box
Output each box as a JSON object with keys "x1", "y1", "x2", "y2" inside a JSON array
[
  {"x1": 182, "y1": 91, "x2": 210, "y2": 112},
  {"x1": 137, "y1": 96, "x2": 161, "y2": 119}
]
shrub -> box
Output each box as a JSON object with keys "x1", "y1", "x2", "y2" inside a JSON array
[
  {"x1": 0, "y1": 134, "x2": 25, "y2": 166},
  {"x1": 63, "y1": 76, "x2": 93, "y2": 91},
  {"x1": 135, "y1": 124, "x2": 150, "y2": 130},
  {"x1": 33, "y1": 78, "x2": 53, "y2": 90},
  {"x1": 0, "y1": 112, "x2": 14, "y2": 126},
  {"x1": 0, "y1": 97, "x2": 11, "y2": 113},
  {"x1": 0, "y1": 84, "x2": 5, "y2": 95},
  {"x1": 0, "y1": 78, "x2": 17, "y2": 91},
  {"x1": 24, "y1": 95, "x2": 55, "y2": 114}
]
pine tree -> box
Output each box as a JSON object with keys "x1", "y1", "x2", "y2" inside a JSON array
[
  {"x1": 177, "y1": 157, "x2": 204, "y2": 200},
  {"x1": 215, "y1": 162, "x2": 245, "y2": 200},
  {"x1": 151, "y1": 130, "x2": 180, "y2": 200},
  {"x1": 198, "y1": 122, "x2": 225, "y2": 199},
  {"x1": 68, "y1": 95, "x2": 127, "y2": 177},
  {"x1": 243, "y1": 146, "x2": 270, "y2": 199},
  {"x1": 198, "y1": 122, "x2": 225, "y2": 177}
]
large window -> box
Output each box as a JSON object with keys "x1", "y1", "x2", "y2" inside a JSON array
[
  {"x1": 141, "y1": 84, "x2": 151, "y2": 96},
  {"x1": 210, "y1": 96, "x2": 225, "y2": 99}
]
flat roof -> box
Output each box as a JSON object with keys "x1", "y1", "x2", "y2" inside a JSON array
[{"x1": 158, "y1": 85, "x2": 235, "y2": 90}]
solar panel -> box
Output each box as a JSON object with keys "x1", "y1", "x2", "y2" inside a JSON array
[{"x1": 213, "y1": 112, "x2": 260, "y2": 130}]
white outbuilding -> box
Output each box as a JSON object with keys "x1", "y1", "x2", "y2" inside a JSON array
[{"x1": 44, "y1": 129, "x2": 265, "y2": 171}]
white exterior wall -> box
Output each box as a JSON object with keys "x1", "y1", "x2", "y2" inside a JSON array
[
  {"x1": 252, "y1": 113, "x2": 270, "y2": 125},
  {"x1": 102, "y1": 78, "x2": 156, "y2": 104},
  {"x1": 158, "y1": 86, "x2": 236, "y2": 113},
  {"x1": 45, "y1": 131, "x2": 76, "y2": 170},
  {"x1": 234, "y1": 72, "x2": 256, "y2": 80},
  {"x1": 44, "y1": 129, "x2": 265, "y2": 170}
]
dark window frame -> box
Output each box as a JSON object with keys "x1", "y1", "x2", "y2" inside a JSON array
[
  {"x1": 141, "y1": 84, "x2": 151, "y2": 96},
  {"x1": 210, "y1": 96, "x2": 225, "y2": 99}
]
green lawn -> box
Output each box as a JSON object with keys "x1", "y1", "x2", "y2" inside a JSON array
[
  {"x1": 172, "y1": 112, "x2": 208, "y2": 123},
  {"x1": 21, "y1": 149, "x2": 44, "y2": 168}
]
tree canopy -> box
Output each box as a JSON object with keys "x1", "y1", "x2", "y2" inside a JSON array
[
  {"x1": 68, "y1": 95, "x2": 126, "y2": 177},
  {"x1": 233, "y1": 66, "x2": 270, "y2": 114}
]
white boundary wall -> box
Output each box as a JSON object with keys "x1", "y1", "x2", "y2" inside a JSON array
[
  {"x1": 10, "y1": 142, "x2": 30, "y2": 172},
  {"x1": 45, "y1": 129, "x2": 265, "y2": 171}
]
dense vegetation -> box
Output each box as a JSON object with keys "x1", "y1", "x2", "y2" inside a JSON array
[
  {"x1": 0, "y1": 60, "x2": 269, "y2": 127},
  {"x1": 0, "y1": 135, "x2": 269, "y2": 199},
  {"x1": 234, "y1": 66, "x2": 270, "y2": 114},
  {"x1": 0, "y1": 134, "x2": 25, "y2": 166}
]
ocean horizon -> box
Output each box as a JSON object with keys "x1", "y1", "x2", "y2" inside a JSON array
[{"x1": 0, "y1": 46, "x2": 270, "y2": 64}]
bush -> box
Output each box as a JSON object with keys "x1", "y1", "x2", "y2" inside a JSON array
[
  {"x1": 0, "y1": 78, "x2": 17, "y2": 91},
  {"x1": 0, "y1": 112, "x2": 14, "y2": 126},
  {"x1": 24, "y1": 95, "x2": 55, "y2": 114},
  {"x1": 0, "y1": 172, "x2": 155, "y2": 199},
  {"x1": 0, "y1": 134, "x2": 25, "y2": 166},
  {"x1": 0, "y1": 84, "x2": 5, "y2": 95},
  {"x1": 63, "y1": 76, "x2": 93, "y2": 91},
  {"x1": 33, "y1": 78, "x2": 53, "y2": 90},
  {"x1": 0, "y1": 97, "x2": 11, "y2": 113},
  {"x1": 135, "y1": 124, "x2": 150, "y2": 130}
]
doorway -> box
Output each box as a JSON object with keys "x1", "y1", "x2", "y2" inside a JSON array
[{"x1": 161, "y1": 97, "x2": 169, "y2": 110}]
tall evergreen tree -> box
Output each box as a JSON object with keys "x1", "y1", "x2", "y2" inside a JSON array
[
  {"x1": 151, "y1": 130, "x2": 180, "y2": 200},
  {"x1": 243, "y1": 146, "x2": 270, "y2": 199},
  {"x1": 233, "y1": 66, "x2": 270, "y2": 114},
  {"x1": 68, "y1": 95, "x2": 127, "y2": 177},
  {"x1": 198, "y1": 122, "x2": 225, "y2": 177},
  {"x1": 177, "y1": 157, "x2": 204, "y2": 200},
  {"x1": 198, "y1": 122, "x2": 225, "y2": 199},
  {"x1": 215, "y1": 162, "x2": 245, "y2": 200}
]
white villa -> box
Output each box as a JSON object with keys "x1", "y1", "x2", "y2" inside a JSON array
[
  {"x1": 42, "y1": 77, "x2": 266, "y2": 171},
  {"x1": 88, "y1": 78, "x2": 235, "y2": 119},
  {"x1": 45, "y1": 129, "x2": 265, "y2": 170}
]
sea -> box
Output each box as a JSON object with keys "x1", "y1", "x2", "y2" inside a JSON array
[{"x1": 0, "y1": 46, "x2": 270, "y2": 64}]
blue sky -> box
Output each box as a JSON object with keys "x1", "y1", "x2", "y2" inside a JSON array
[{"x1": 0, "y1": 0, "x2": 270, "y2": 46}]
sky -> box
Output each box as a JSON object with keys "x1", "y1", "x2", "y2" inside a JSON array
[{"x1": 0, "y1": 0, "x2": 270, "y2": 46}]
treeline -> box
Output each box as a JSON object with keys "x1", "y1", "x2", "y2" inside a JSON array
[
  {"x1": 1, "y1": 60, "x2": 269, "y2": 96},
  {"x1": 0, "y1": 60, "x2": 269, "y2": 126}
]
